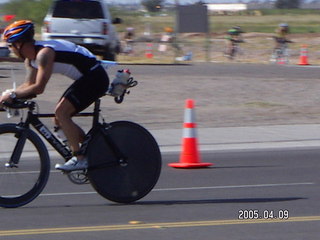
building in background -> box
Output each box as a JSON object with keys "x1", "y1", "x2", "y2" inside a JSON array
[{"x1": 206, "y1": 3, "x2": 247, "y2": 14}]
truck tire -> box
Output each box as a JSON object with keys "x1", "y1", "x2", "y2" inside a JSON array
[{"x1": 103, "y1": 51, "x2": 116, "y2": 61}]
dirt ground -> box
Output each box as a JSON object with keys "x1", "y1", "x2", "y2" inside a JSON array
[
  {"x1": 2, "y1": 61, "x2": 320, "y2": 131},
  {"x1": 1, "y1": 34, "x2": 320, "y2": 131}
]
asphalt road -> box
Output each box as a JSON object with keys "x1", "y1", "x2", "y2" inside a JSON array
[{"x1": 0, "y1": 149, "x2": 319, "y2": 239}]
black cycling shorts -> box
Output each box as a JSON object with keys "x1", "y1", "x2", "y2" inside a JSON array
[{"x1": 62, "y1": 65, "x2": 109, "y2": 113}]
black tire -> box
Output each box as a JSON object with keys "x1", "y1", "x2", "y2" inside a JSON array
[
  {"x1": 102, "y1": 50, "x2": 116, "y2": 61},
  {"x1": 0, "y1": 124, "x2": 50, "y2": 208},
  {"x1": 86, "y1": 121, "x2": 161, "y2": 203},
  {"x1": 230, "y1": 46, "x2": 237, "y2": 59}
]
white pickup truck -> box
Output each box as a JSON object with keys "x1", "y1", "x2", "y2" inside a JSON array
[{"x1": 42, "y1": 0, "x2": 121, "y2": 61}]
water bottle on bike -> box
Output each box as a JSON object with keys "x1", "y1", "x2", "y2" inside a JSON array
[
  {"x1": 107, "y1": 69, "x2": 138, "y2": 104},
  {"x1": 107, "y1": 69, "x2": 131, "y2": 97},
  {"x1": 53, "y1": 126, "x2": 68, "y2": 145}
]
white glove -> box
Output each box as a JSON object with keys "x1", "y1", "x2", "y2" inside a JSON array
[{"x1": 2, "y1": 89, "x2": 14, "y2": 96}]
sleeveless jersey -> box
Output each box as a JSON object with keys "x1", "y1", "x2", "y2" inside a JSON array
[{"x1": 31, "y1": 39, "x2": 99, "y2": 80}]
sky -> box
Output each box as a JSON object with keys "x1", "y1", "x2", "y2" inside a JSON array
[
  {"x1": 0, "y1": 0, "x2": 271, "y2": 4},
  {"x1": 0, "y1": 0, "x2": 316, "y2": 4}
]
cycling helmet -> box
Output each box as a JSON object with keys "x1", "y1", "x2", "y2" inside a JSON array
[
  {"x1": 278, "y1": 23, "x2": 290, "y2": 34},
  {"x1": 164, "y1": 27, "x2": 173, "y2": 33},
  {"x1": 2, "y1": 20, "x2": 34, "y2": 43},
  {"x1": 228, "y1": 28, "x2": 239, "y2": 35},
  {"x1": 279, "y1": 23, "x2": 289, "y2": 28}
]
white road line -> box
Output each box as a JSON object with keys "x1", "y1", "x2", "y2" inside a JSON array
[
  {"x1": 286, "y1": 64, "x2": 320, "y2": 68},
  {"x1": 40, "y1": 192, "x2": 96, "y2": 197},
  {"x1": 152, "y1": 182, "x2": 314, "y2": 191},
  {"x1": 39, "y1": 182, "x2": 314, "y2": 197}
]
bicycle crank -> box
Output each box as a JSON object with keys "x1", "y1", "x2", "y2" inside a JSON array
[{"x1": 67, "y1": 170, "x2": 89, "y2": 185}]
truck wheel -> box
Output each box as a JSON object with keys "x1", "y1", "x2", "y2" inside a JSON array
[{"x1": 103, "y1": 51, "x2": 116, "y2": 61}]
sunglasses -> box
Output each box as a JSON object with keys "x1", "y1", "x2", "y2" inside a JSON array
[{"x1": 7, "y1": 43, "x2": 19, "y2": 49}]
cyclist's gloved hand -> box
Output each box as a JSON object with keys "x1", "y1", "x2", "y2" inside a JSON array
[{"x1": 2, "y1": 89, "x2": 14, "y2": 96}]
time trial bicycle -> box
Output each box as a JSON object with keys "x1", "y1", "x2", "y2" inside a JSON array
[
  {"x1": 224, "y1": 39, "x2": 244, "y2": 60},
  {"x1": 270, "y1": 37, "x2": 292, "y2": 64},
  {"x1": 0, "y1": 84, "x2": 162, "y2": 208}
]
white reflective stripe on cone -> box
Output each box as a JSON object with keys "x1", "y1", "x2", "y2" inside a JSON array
[
  {"x1": 183, "y1": 127, "x2": 197, "y2": 138},
  {"x1": 184, "y1": 108, "x2": 195, "y2": 123}
]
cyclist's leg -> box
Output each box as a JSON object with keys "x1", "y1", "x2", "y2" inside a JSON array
[
  {"x1": 55, "y1": 99, "x2": 90, "y2": 170},
  {"x1": 57, "y1": 67, "x2": 109, "y2": 151},
  {"x1": 225, "y1": 40, "x2": 232, "y2": 57},
  {"x1": 55, "y1": 98, "x2": 84, "y2": 154},
  {"x1": 55, "y1": 66, "x2": 109, "y2": 170},
  {"x1": 231, "y1": 43, "x2": 236, "y2": 58},
  {"x1": 227, "y1": 40, "x2": 232, "y2": 54}
]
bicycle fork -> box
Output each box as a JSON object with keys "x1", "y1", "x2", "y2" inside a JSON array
[{"x1": 5, "y1": 127, "x2": 28, "y2": 168}]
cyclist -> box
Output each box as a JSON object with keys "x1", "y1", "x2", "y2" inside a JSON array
[
  {"x1": 162, "y1": 27, "x2": 183, "y2": 56},
  {"x1": 274, "y1": 23, "x2": 291, "y2": 50},
  {"x1": 225, "y1": 26, "x2": 244, "y2": 59},
  {"x1": 123, "y1": 27, "x2": 135, "y2": 54},
  {"x1": 0, "y1": 20, "x2": 110, "y2": 171}
]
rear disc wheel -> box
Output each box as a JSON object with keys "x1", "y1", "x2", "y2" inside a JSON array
[{"x1": 86, "y1": 121, "x2": 161, "y2": 203}]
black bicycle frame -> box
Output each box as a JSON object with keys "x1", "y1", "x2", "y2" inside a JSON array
[
  {"x1": 30, "y1": 115, "x2": 73, "y2": 160},
  {"x1": 6, "y1": 98, "x2": 126, "y2": 169},
  {"x1": 18, "y1": 99, "x2": 102, "y2": 161}
]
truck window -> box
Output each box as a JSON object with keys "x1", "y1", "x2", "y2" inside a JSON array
[{"x1": 52, "y1": 1, "x2": 104, "y2": 19}]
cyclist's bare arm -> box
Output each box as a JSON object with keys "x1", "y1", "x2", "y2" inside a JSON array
[
  {"x1": 13, "y1": 59, "x2": 38, "y2": 91},
  {"x1": 15, "y1": 48, "x2": 55, "y2": 99}
]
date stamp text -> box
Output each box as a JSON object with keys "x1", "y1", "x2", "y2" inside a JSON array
[{"x1": 238, "y1": 209, "x2": 289, "y2": 220}]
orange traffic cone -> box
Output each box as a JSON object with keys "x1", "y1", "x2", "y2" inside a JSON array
[
  {"x1": 168, "y1": 99, "x2": 213, "y2": 168},
  {"x1": 298, "y1": 45, "x2": 310, "y2": 65},
  {"x1": 145, "y1": 43, "x2": 153, "y2": 59}
]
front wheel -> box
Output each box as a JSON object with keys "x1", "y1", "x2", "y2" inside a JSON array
[
  {"x1": 0, "y1": 124, "x2": 50, "y2": 208},
  {"x1": 86, "y1": 121, "x2": 162, "y2": 203}
]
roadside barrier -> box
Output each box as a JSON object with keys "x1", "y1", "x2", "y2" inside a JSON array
[
  {"x1": 298, "y1": 45, "x2": 310, "y2": 65},
  {"x1": 168, "y1": 99, "x2": 213, "y2": 168}
]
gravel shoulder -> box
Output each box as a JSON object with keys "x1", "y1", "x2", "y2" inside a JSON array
[{"x1": 1, "y1": 62, "x2": 320, "y2": 131}]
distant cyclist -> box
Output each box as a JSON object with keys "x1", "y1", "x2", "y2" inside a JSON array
[
  {"x1": 123, "y1": 27, "x2": 135, "y2": 54},
  {"x1": 225, "y1": 26, "x2": 244, "y2": 59},
  {"x1": 163, "y1": 27, "x2": 183, "y2": 56},
  {"x1": 274, "y1": 23, "x2": 292, "y2": 50}
]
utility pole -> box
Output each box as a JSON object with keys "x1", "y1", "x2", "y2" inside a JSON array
[{"x1": 173, "y1": 0, "x2": 180, "y2": 63}]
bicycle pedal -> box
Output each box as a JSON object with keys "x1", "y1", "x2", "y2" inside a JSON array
[
  {"x1": 5, "y1": 162, "x2": 18, "y2": 168},
  {"x1": 67, "y1": 170, "x2": 89, "y2": 185}
]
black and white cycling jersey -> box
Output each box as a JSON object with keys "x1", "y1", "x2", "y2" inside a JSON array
[{"x1": 31, "y1": 39, "x2": 99, "y2": 80}]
